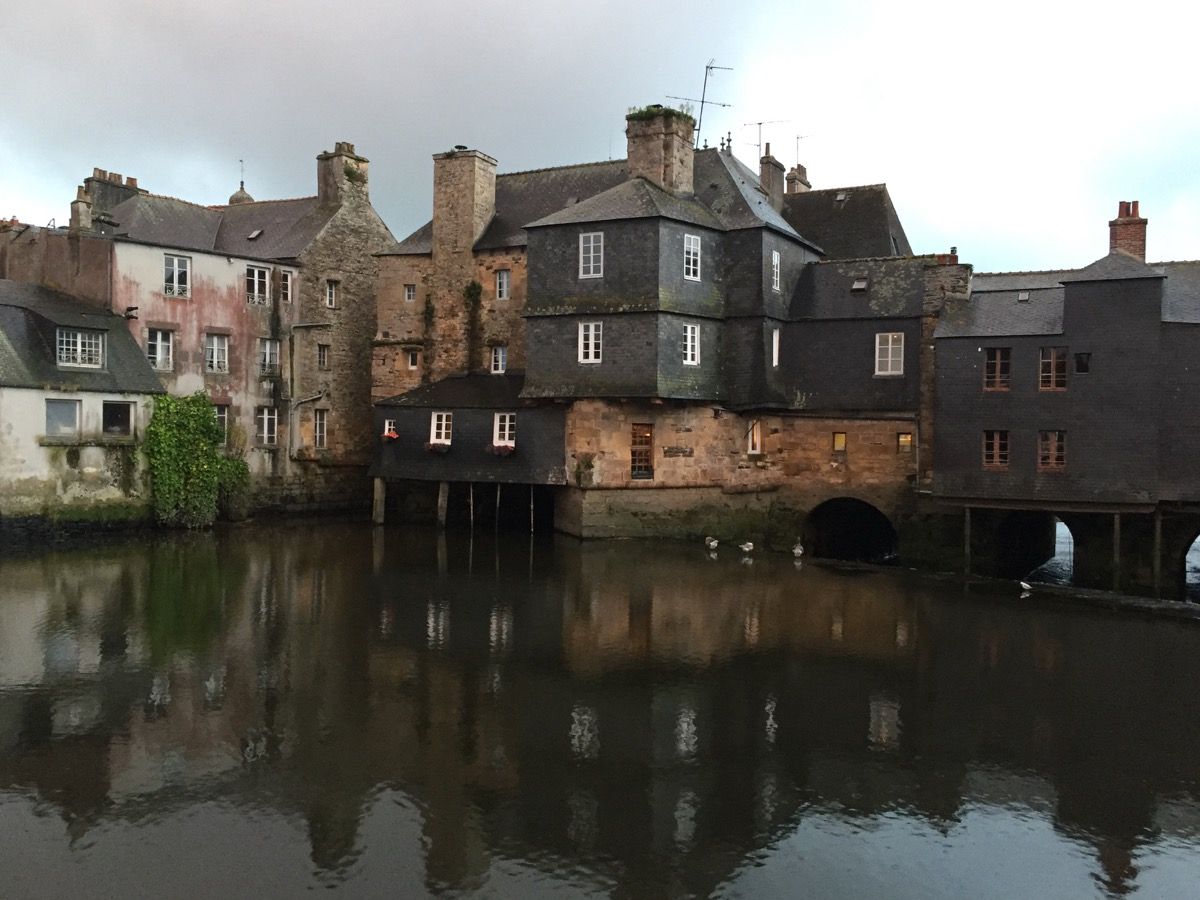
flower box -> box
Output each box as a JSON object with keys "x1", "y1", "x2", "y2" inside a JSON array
[
  {"x1": 487, "y1": 443, "x2": 516, "y2": 457},
  {"x1": 424, "y1": 441, "x2": 451, "y2": 454}
]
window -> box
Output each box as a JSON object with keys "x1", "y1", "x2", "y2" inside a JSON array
[
  {"x1": 406, "y1": 349, "x2": 419, "y2": 370},
  {"x1": 983, "y1": 430, "x2": 1009, "y2": 469},
  {"x1": 684, "y1": 234, "x2": 701, "y2": 281},
  {"x1": 1038, "y1": 430, "x2": 1066, "y2": 471},
  {"x1": 1039, "y1": 346, "x2": 1067, "y2": 390},
  {"x1": 45, "y1": 399, "x2": 80, "y2": 437},
  {"x1": 494, "y1": 412, "x2": 516, "y2": 447},
  {"x1": 772, "y1": 328, "x2": 780, "y2": 368},
  {"x1": 875, "y1": 332, "x2": 904, "y2": 376},
  {"x1": 280, "y1": 271, "x2": 292, "y2": 304},
  {"x1": 631, "y1": 423, "x2": 653, "y2": 479},
  {"x1": 832, "y1": 432, "x2": 847, "y2": 453},
  {"x1": 164, "y1": 254, "x2": 190, "y2": 298},
  {"x1": 1074, "y1": 352, "x2": 1091, "y2": 374},
  {"x1": 57, "y1": 328, "x2": 104, "y2": 368},
  {"x1": 255, "y1": 406, "x2": 277, "y2": 446},
  {"x1": 383, "y1": 418, "x2": 397, "y2": 435},
  {"x1": 897, "y1": 432, "x2": 914, "y2": 453},
  {"x1": 771, "y1": 250, "x2": 781, "y2": 291},
  {"x1": 318, "y1": 343, "x2": 330, "y2": 370},
  {"x1": 578, "y1": 322, "x2": 602, "y2": 363},
  {"x1": 491, "y1": 345, "x2": 507, "y2": 373},
  {"x1": 404, "y1": 284, "x2": 416, "y2": 302},
  {"x1": 205, "y1": 334, "x2": 229, "y2": 373},
  {"x1": 214, "y1": 405, "x2": 229, "y2": 444},
  {"x1": 257, "y1": 338, "x2": 280, "y2": 376},
  {"x1": 246, "y1": 266, "x2": 269, "y2": 305},
  {"x1": 314, "y1": 409, "x2": 328, "y2": 449},
  {"x1": 430, "y1": 411, "x2": 453, "y2": 445},
  {"x1": 579, "y1": 232, "x2": 603, "y2": 278},
  {"x1": 325, "y1": 279, "x2": 339, "y2": 308},
  {"x1": 496, "y1": 269, "x2": 511, "y2": 300},
  {"x1": 683, "y1": 323, "x2": 699, "y2": 366},
  {"x1": 983, "y1": 347, "x2": 1011, "y2": 391},
  {"x1": 747, "y1": 419, "x2": 762, "y2": 455},
  {"x1": 102, "y1": 401, "x2": 133, "y2": 436},
  {"x1": 147, "y1": 329, "x2": 173, "y2": 372}
]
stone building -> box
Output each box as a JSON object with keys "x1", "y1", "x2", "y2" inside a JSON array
[
  {"x1": 1, "y1": 142, "x2": 394, "y2": 511},
  {"x1": 373, "y1": 105, "x2": 967, "y2": 551}
]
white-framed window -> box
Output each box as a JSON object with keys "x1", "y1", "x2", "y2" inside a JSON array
[
  {"x1": 496, "y1": 269, "x2": 511, "y2": 300},
  {"x1": 683, "y1": 323, "x2": 700, "y2": 366},
  {"x1": 280, "y1": 271, "x2": 293, "y2": 303},
  {"x1": 214, "y1": 405, "x2": 229, "y2": 444},
  {"x1": 493, "y1": 412, "x2": 516, "y2": 447},
  {"x1": 771, "y1": 250, "x2": 781, "y2": 292},
  {"x1": 578, "y1": 321, "x2": 602, "y2": 363},
  {"x1": 404, "y1": 283, "x2": 416, "y2": 302},
  {"x1": 325, "y1": 279, "x2": 339, "y2": 308},
  {"x1": 314, "y1": 409, "x2": 328, "y2": 449},
  {"x1": 147, "y1": 328, "x2": 173, "y2": 371},
  {"x1": 747, "y1": 419, "x2": 763, "y2": 455},
  {"x1": 45, "y1": 399, "x2": 80, "y2": 437},
  {"x1": 430, "y1": 411, "x2": 453, "y2": 445},
  {"x1": 56, "y1": 328, "x2": 104, "y2": 368},
  {"x1": 246, "y1": 265, "x2": 269, "y2": 305},
  {"x1": 491, "y1": 344, "x2": 507, "y2": 373},
  {"x1": 257, "y1": 337, "x2": 280, "y2": 376},
  {"x1": 164, "y1": 254, "x2": 190, "y2": 298},
  {"x1": 205, "y1": 333, "x2": 229, "y2": 373},
  {"x1": 771, "y1": 328, "x2": 780, "y2": 368},
  {"x1": 102, "y1": 401, "x2": 133, "y2": 436},
  {"x1": 874, "y1": 332, "x2": 904, "y2": 376},
  {"x1": 579, "y1": 232, "x2": 603, "y2": 278},
  {"x1": 684, "y1": 234, "x2": 701, "y2": 281},
  {"x1": 383, "y1": 417, "x2": 397, "y2": 434},
  {"x1": 255, "y1": 406, "x2": 277, "y2": 446},
  {"x1": 317, "y1": 343, "x2": 330, "y2": 370},
  {"x1": 406, "y1": 349, "x2": 419, "y2": 370}
]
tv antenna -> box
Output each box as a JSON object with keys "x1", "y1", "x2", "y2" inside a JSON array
[
  {"x1": 744, "y1": 120, "x2": 789, "y2": 158},
  {"x1": 680, "y1": 59, "x2": 732, "y2": 148},
  {"x1": 794, "y1": 134, "x2": 809, "y2": 166}
]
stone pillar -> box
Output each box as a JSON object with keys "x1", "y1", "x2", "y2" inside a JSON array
[
  {"x1": 437, "y1": 481, "x2": 449, "y2": 527},
  {"x1": 372, "y1": 477, "x2": 386, "y2": 524}
]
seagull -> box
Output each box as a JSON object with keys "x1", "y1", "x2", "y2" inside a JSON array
[
  {"x1": 792, "y1": 541, "x2": 804, "y2": 558},
  {"x1": 705, "y1": 536, "x2": 719, "y2": 551},
  {"x1": 1018, "y1": 581, "x2": 1032, "y2": 591},
  {"x1": 738, "y1": 541, "x2": 754, "y2": 553}
]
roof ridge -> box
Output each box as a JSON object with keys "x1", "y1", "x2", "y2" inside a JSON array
[
  {"x1": 790, "y1": 183, "x2": 888, "y2": 196},
  {"x1": 976, "y1": 267, "x2": 1078, "y2": 277},
  {"x1": 1153, "y1": 258, "x2": 1200, "y2": 266},
  {"x1": 813, "y1": 253, "x2": 925, "y2": 265},
  {"x1": 135, "y1": 192, "x2": 223, "y2": 213},
  {"x1": 209, "y1": 195, "x2": 319, "y2": 209},
  {"x1": 499, "y1": 158, "x2": 625, "y2": 179}
]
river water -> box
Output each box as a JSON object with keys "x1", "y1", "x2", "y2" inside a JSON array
[{"x1": 2, "y1": 521, "x2": 1199, "y2": 898}]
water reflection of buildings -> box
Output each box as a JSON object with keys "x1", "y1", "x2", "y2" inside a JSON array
[{"x1": 1, "y1": 525, "x2": 1200, "y2": 896}]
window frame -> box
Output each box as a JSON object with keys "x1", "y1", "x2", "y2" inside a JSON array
[
  {"x1": 325, "y1": 279, "x2": 339, "y2": 309},
  {"x1": 44, "y1": 398, "x2": 81, "y2": 438},
  {"x1": 630, "y1": 422, "x2": 654, "y2": 480},
  {"x1": 832, "y1": 431, "x2": 847, "y2": 453},
  {"x1": 147, "y1": 328, "x2": 173, "y2": 372},
  {"x1": 246, "y1": 265, "x2": 269, "y2": 305},
  {"x1": 874, "y1": 332, "x2": 904, "y2": 377},
  {"x1": 578, "y1": 321, "x2": 603, "y2": 364},
  {"x1": 683, "y1": 234, "x2": 701, "y2": 281},
  {"x1": 983, "y1": 347, "x2": 1011, "y2": 391},
  {"x1": 897, "y1": 432, "x2": 914, "y2": 453},
  {"x1": 491, "y1": 344, "x2": 507, "y2": 374},
  {"x1": 747, "y1": 419, "x2": 763, "y2": 455},
  {"x1": 101, "y1": 401, "x2": 134, "y2": 436},
  {"x1": 682, "y1": 323, "x2": 700, "y2": 366},
  {"x1": 214, "y1": 405, "x2": 229, "y2": 445},
  {"x1": 404, "y1": 283, "x2": 416, "y2": 303},
  {"x1": 317, "y1": 343, "x2": 330, "y2": 370},
  {"x1": 163, "y1": 254, "x2": 191, "y2": 298},
  {"x1": 1037, "y1": 430, "x2": 1066, "y2": 471},
  {"x1": 982, "y1": 429, "x2": 1010, "y2": 470},
  {"x1": 205, "y1": 333, "x2": 230, "y2": 374},
  {"x1": 280, "y1": 271, "x2": 293, "y2": 304},
  {"x1": 771, "y1": 250, "x2": 781, "y2": 292},
  {"x1": 430, "y1": 411, "x2": 453, "y2": 445},
  {"x1": 1039, "y1": 346, "x2": 1068, "y2": 391},
  {"x1": 579, "y1": 232, "x2": 604, "y2": 279},
  {"x1": 771, "y1": 328, "x2": 780, "y2": 368},
  {"x1": 255, "y1": 406, "x2": 278, "y2": 446},
  {"x1": 314, "y1": 409, "x2": 328, "y2": 449},
  {"x1": 56, "y1": 328, "x2": 104, "y2": 369},
  {"x1": 406, "y1": 349, "x2": 419, "y2": 370},
  {"x1": 496, "y1": 268, "x2": 511, "y2": 300},
  {"x1": 257, "y1": 337, "x2": 281, "y2": 376},
  {"x1": 493, "y1": 412, "x2": 516, "y2": 447}
]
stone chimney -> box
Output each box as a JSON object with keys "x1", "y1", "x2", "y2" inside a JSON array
[
  {"x1": 625, "y1": 105, "x2": 695, "y2": 195},
  {"x1": 759, "y1": 143, "x2": 785, "y2": 212},
  {"x1": 82, "y1": 168, "x2": 145, "y2": 219},
  {"x1": 431, "y1": 147, "x2": 497, "y2": 255},
  {"x1": 317, "y1": 141, "x2": 369, "y2": 205},
  {"x1": 69, "y1": 185, "x2": 92, "y2": 233},
  {"x1": 1109, "y1": 200, "x2": 1147, "y2": 260},
  {"x1": 786, "y1": 163, "x2": 811, "y2": 194}
]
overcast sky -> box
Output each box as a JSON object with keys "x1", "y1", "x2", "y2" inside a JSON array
[{"x1": 3, "y1": 0, "x2": 1197, "y2": 272}]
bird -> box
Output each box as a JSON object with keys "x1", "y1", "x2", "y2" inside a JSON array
[
  {"x1": 1018, "y1": 581, "x2": 1032, "y2": 591},
  {"x1": 704, "y1": 536, "x2": 719, "y2": 551},
  {"x1": 738, "y1": 541, "x2": 754, "y2": 553},
  {"x1": 707, "y1": 550, "x2": 719, "y2": 561},
  {"x1": 792, "y1": 541, "x2": 804, "y2": 558}
]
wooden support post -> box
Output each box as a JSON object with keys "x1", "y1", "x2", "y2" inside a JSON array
[
  {"x1": 1153, "y1": 509, "x2": 1162, "y2": 598},
  {"x1": 1112, "y1": 512, "x2": 1121, "y2": 593},
  {"x1": 495, "y1": 483, "x2": 501, "y2": 531},
  {"x1": 529, "y1": 486, "x2": 534, "y2": 534},
  {"x1": 372, "y1": 477, "x2": 386, "y2": 525},
  {"x1": 469, "y1": 482, "x2": 475, "y2": 529},
  {"x1": 963, "y1": 506, "x2": 972, "y2": 576},
  {"x1": 437, "y1": 481, "x2": 449, "y2": 528}
]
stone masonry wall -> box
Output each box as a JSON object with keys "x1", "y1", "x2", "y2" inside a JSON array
[
  {"x1": 374, "y1": 254, "x2": 433, "y2": 400},
  {"x1": 475, "y1": 248, "x2": 528, "y2": 370}
]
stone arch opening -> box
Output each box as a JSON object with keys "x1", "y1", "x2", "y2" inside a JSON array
[
  {"x1": 802, "y1": 498, "x2": 897, "y2": 563},
  {"x1": 1182, "y1": 531, "x2": 1200, "y2": 603},
  {"x1": 1026, "y1": 515, "x2": 1076, "y2": 585}
]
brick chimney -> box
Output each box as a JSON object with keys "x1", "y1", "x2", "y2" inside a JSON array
[
  {"x1": 317, "y1": 141, "x2": 369, "y2": 205},
  {"x1": 625, "y1": 105, "x2": 695, "y2": 195},
  {"x1": 786, "y1": 163, "x2": 811, "y2": 194},
  {"x1": 759, "y1": 143, "x2": 785, "y2": 212},
  {"x1": 82, "y1": 168, "x2": 144, "y2": 219},
  {"x1": 1109, "y1": 200, "x2": 1147, "y2": 260}
]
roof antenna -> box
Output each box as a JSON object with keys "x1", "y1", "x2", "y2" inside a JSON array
[
  {"x1": 743, "y1": 120, "x2": 789, "y2": 159},
  {"x1": 670, "y1": 58, "x2": 732, "y2": 149},
  {"x1": 239, "y1": 158, "x2": 245, "y2": 190}
]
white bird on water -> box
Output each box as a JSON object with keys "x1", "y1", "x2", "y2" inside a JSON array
[
  {"x1": 792, "y1": 541, "x2": 805, "y2": 558},
  {"x1": 738, "y1": 541, "x2": 754, "y2": 553},
  {"x1": 1019, "y1": 581, "x2": 1032, "y2": 591},
  {"x1": 704, "y1": 536, "x2": 719, "y2": 551}
]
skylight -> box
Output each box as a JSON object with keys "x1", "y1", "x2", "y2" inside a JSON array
[
  {"x1": 852, "y1": 277, "x2": 869, "y2": 291},
  {"x1": 1018, "y1": 291, "x2": 1030, "y2": 302},
  {"x1": 248, "y1": 229, "x2": 263, "y2": 240}
]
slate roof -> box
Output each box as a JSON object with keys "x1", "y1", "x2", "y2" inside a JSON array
[
  {"x1": 377, "y1": 370, "x2": 528, "y2": 408},
  {"x1": 935, "y1": 287, "x2": 1064, "y2": 338},
  {"x1": 781, "y1": 185, "x2": 912, "y2": 260},
  {"x1": 693, "y1": 149, "x2": 807, "y2": 242},
  {"x1": 797, "y1": 256, "x2": 928, "y2": 320},
  {"x1": 1061, "y1": 249, "x2": 1165, "y2": 283},
  {"x1": 527, "y1": 177, "x2": 724, "y2": 231},
  {"x1": 1162, "y1": 261, "x2": 1200, "y2": 323},
  {"x1": 0, "y1": 280, "x2": 165, "y2": 394}
]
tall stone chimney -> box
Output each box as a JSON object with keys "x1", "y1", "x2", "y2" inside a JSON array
[
  {"x1": 625, "y1": 105, "x2": 695, "y2": 195},
  {"x1": 431, "y1": 148, "x2": 497, "y2": 255},
  {"x1": 82, "y1": 168, "x2": 144, "y2": 219},
  {"x1": 317, "y1": 141, "x2": 369, "y2": 205},
  {"x1": 785, "y1": 163, "x2": 811, "y2": 194},
  {"x1": 759, "y1": 142, "x2": 785, "y2": 212},
  {"x1": 1109, "y1": 200, "x2": 1147, "y2": 260},
  {"x1": 69, "y1": 185, "x2": 92, "y2": 233}
]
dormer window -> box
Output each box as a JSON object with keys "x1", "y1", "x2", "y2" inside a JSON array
[
  {"x1": 57, "y1": 328, "x2": 104, "y2": 368},
  {"x1": 852, "y1": 277, "x2": 869, "y2": 291}
]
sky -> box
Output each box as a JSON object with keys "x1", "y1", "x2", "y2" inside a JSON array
[{"x1": 3, "y1": 0, "x2": 1198, "y2": 273}]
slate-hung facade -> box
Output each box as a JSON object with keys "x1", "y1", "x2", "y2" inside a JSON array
[
  {"x1": 374, "y1": 104, "x2": 966, "y2": 545},
  {"x1": 1, "y1": 143, "x2": 394, "y2": 511}
]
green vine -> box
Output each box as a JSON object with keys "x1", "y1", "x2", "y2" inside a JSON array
[
  {"x1": 343, "y1": 162, "x2": 366, "y2": 185},
  {"x1": 463, "y1": 279, "x2": 482, "y2": 308},
  {"x1": 423, "y1": 295, "x2": 435, "y2": 332}
]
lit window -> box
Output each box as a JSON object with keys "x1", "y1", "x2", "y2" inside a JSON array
[
  {"x1": 317, "y1": 343, "x2": 330, "y2": 370},
  {"x1": 255, "y1": 407, "x2": 277, "y2": 446},
  {"x1": 280, "y1": 271, "x2": 293, "y2": 303},
  {"x1": 147, "y1": 329, "x2": 173, "y2": 371},
  {"x1": 325, "y1": 279, "x2": 339, "y2": 308},
  {"x1": 683, "y1": 323, "x2": 699, "y2": 366},
  {"x1": 406, "y1": 349, "x2": 419, "y2": 370},
  {"x1": 246, "y1": 266, "x2": 269, "y2": 305},
  {"x1": 314, "y1": 409, "x2": 328, "y2": 449},
  {"x1": 205, "y1": 334, "x2": 229, "y2": 373},
  {"x1": 57, "y1": 328, "x2": 104, "y2": 368},
  {"x1": 684, "y1": 234, "x2": 701, "y2": 281},
  {"x1": 430, "y1": 411, "x2": 453, "y2": 445},
  {"x1": 496, "y1": 269, "x2": 511, "y2": 300},
  {"x1": 747, "y1": 419, "x2": 762, "y2": 454},
  {"x1": 1039, "y1": 347, "x2": 1067, "y2": 390},
  {"x1": 257, "y1": 338, "x2": 280, "y2": 376},
  {"x1": 383, "y1": 418, "x2": 397, "y2": 434},
  {"x1": 45, "y1": 399, "x2": 80, "y2": 437},
  {"x1": 983, "y1": 430, "x2": 1009, "y2": 469},
  {"x1": 214, "y1": 405, "x2": 229, "y2": 444},
  {"x1": 102, "y1": 401, "x2": 133, "y2": 436},
  {"x1": 578, "y1": 321, "x2": 602, "y2": 363},
  {"x1": 631, "y1": 423, "x2": 653, "y2": 479},
  {"x1": 874, "y1": 332, "x2": 904, "y2": 376},
  {"x1": 404, "y1": 284, "x2": 416, "y2": 302},
  {"x1": 1038, "y1": 430, "x2": 1065, "y2": 471},
  {"x1": 772, "y1": 328, "x2": 780, "y2": 368},
  {"x1": 984, "y1": 347, "x2": 1011, "y2": 391},
  {"x1": 771, "y1": 250, "x2": 781, "y2": 292},
  {"x1": 832, "y1": 432, "x2": 847, "y2": 453},
  {"x1": 164, "y1": 255, "x2": 190, "y2": 298},
  {"x1": 579, "y1": 232, "x2": 604, "y2": 278},
  {"x1": 494, "y1": 412, "x2": 516, "y2": 447},
  {"x1": 897, "y1": 432, "x2": 913, "y2": 453},
  {"x1": 491, "y1": 345, "x2": 507, "y2": 373}
]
